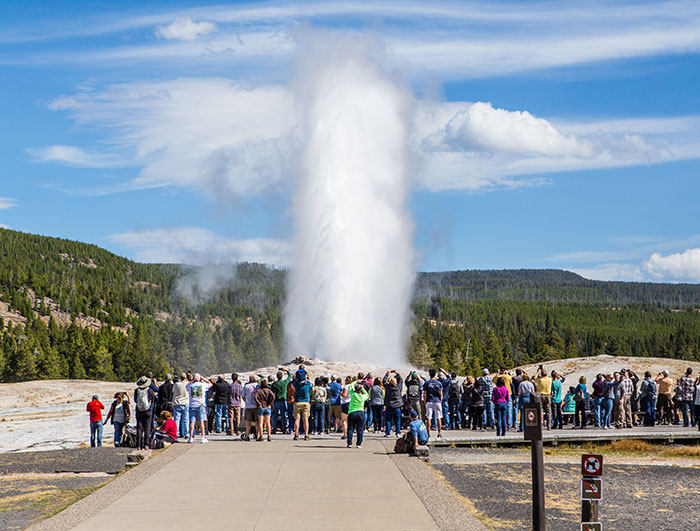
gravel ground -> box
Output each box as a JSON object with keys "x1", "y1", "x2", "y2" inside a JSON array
[
  {"x1": 0, "y1": 447, "x2": 134, "y2": 475},
  {"x1": 431, "y1": 447, "x2": 700, "y2": 530},
  {"x1": 0, "y1": 474, "x2": 111, "y2": 531}
]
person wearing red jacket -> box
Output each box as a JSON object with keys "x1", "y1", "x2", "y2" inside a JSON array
[{"x1": 86, "y1": 395, "x2": 105, "y2": 447}]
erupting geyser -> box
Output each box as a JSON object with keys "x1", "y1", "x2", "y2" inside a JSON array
[{"x1": 285, "y1": 36, "x2": 415, "y2": 367}]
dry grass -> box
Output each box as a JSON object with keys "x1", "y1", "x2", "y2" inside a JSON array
[{"x1": 546, "y1": 439, "x2": 700, "y2": 458}]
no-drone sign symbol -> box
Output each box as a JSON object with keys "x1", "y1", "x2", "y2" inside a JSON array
[{"x1": 581, "y1": 454, "x2": 604, "y2": 477}]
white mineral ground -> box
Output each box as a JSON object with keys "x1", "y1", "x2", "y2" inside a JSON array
[{"x1": 1, "y1": 355, "x2": 698, "y2": 453}]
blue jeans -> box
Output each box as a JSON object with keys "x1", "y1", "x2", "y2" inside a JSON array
[
  {"x1": 173, "y1": 404, "x2": 189, "y2": 437},
  {"x1": 511, "y1": 396, "x2": 519, "y2": 429},
  {"x1": 272, "y1": 400, "x2": 287, "y2": 432},
  {"x1": 385, "y1": 407, "x2": 402, "y2": 435},
  {"x1": 506, "y1": 397, "x2": 513, "y2": 428},
  {"x1": 287, "y1": 403, "x2": 295, "y2": 432},
  {"x1": 215, "y1": 404, "x2": 227, "y2": 432},
  {"x1": 442, "y1": 400, "x2": 450, "y2": 428},
  {"x1": 495, "y1": 402, "x2": 508, "y2": 436},
  {"x1": 311, "y1": 403, "x2": 325, "y2": 433},
  {"x1": 640, "y1": 395, "x2": 655, "y2": 426},
  {"x1": 90, "y1": 420, "x2": 103, "y2": 447},
  {"x1": 592, "y1": 396, "x2": 603, "y2": 426},
  {"x1": 448, "y1": 400, "x2": 461, "y2": 429},
  {"x1": 113, "y1": 421, "x2": 125, "y2": 447},
  {"x1": 347, "y1": 411, "x2": 366, "y2": 446},
  {"x1": 483, "y1": 399, "x2": 494, "y2": 427},
  {"x1": 518, "y1": 395, "x2": 530, "y2": 431},
  {"x1": 681, "y1": 400, "x2": 692, "y2": 427},
  {"x1": 603, "y1": 398, "x2": 613, "y2": 427}
]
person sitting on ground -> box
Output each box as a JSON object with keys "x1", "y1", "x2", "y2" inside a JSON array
[
  {"x1": 407, "y1": 410, "x2": 429, "y2": 453},
  {"x1": 86, "y1": 394, "x2": 105, "y2": 448},
  {"x1": 154, "y1": 410, "x2": 178, "y2": 445},
  {"x1": 105, "y1": 392, "x2": 130, "y2": 447},
  {"x1": 255, "y1": 379, "x2": 276, "y2": 441}
]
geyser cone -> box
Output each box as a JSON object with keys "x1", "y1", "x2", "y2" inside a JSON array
[{"x1": 285, "y1": 37, "x2": 415, "y2": 367}]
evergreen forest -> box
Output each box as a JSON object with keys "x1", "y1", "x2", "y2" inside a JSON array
[{"x1": 1, "y1": 228, "x2": 700, "y2": 383}]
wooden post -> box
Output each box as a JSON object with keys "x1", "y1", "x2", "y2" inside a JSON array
[{"x1": 582, "y1": 499, "x2": 599, "y2": 523}]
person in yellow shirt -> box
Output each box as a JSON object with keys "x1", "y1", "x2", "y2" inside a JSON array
[{"x1": 533, "y1": 366, "x2": 553, "y2": 430}]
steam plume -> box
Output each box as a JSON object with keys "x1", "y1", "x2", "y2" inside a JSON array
[{"x1": 285, "y1": 34, "x2": 415, "y2": 367}]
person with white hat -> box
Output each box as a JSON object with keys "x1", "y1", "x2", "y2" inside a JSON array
[{"x1": 134, "y1": 377, "x2": 157, "y2": 449}]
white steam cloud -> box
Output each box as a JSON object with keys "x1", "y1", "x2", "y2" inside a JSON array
[{"x1": 285, "y1": 34, "x2": 415, "y2": 367}]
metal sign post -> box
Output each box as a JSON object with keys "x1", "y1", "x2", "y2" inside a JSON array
[
  {"x1": 581, "y1": 453, "x2": 604, "y2": 528},
  {"x1": 524, "y1": 394, "x2": 545, "y2": 530}
]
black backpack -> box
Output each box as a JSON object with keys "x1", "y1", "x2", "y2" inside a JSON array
[{"x1": 449, "y1": 380, "x2": 462, "y2": 400}]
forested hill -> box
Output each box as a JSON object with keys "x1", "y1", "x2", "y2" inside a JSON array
[
  {"x1": 416, "y1": 269, "x2": 700, "y2": 306},
  {"x1": 1, "y1": 228, "x2": 699, "y2": 383}
]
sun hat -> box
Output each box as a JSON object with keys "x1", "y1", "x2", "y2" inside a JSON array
[{"x1": 136, "y1": 376, "x2": 149, "y2": 389}]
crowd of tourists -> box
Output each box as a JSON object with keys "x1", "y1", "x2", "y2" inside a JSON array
[{"x1": 85, "y1": 363, "x2": 700, "y2": 449}]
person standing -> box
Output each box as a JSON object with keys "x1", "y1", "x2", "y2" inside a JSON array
[
  {"x1": 255, "y1": 379, "x2": 276, "y2": 441},
  {"x1": 591, "y1": 374, "x2": 605, "y2": 428},
  {"x1": 243, "y1": 375, "x2": 260, "y2": 441},
  {"x1": 461, "y1": 375, "x2": 474, "y2": 429},
  {"x1": 328, "y1": 376, "x2": 343, "y2": 433},
  {"x1": 369, "y1": 378, "x2": 385, "y2": 432},
  {"x1": 186, "y1": 373, "x2": 212, "y2": 444},
  {"x1": 679, "y1": 368, "x2": 695, "y2": 427},
  {"x1": 694, "y1": 376, "x2": 700, "y2": 432},
  {"x1": 510, "y1": 369, "x2": 523, "y2": 430},
  {"x1": 292, "y1": 370, "x2": 312, "y2": 441},
  {"x1": 616, "y1": 371, "x2": 634, "y2": 429},
  {"x1": 497, "y1": 368, "x2": 513, "y2": 430},
  {"x1": 86, "y1": 394, "x2": 105, "y2": 447},
  {"x1": 211, "y1": 375, "x2": 230, "y2": 433},
  {"x1": 533, "y1": 366, "x2": 552, "y2": 431},
  {"x1": 601, "y1": 374, "x2": 616, "y2": 429},
  {"x1": 134, "y1": 377, "x2": 157, "y2": 449},
  {"x1": 550, "y1": 372, "x2": 564, "y2": 430},
  {"x1": 383, "y1": 370, "x2": 403, "y2": 437},
  {"x1": 228, "y1": 373, "x2": 242, "y2": 436},
  {"x1": 470, "y1": 379, "x2": 484, "y2": 431},
  {"x1": 478, "y1": 369, "x2": 495, "y2": 429},
  {"x1": 492, "y1": 378, "x2": 510, "y2": 437},
  {"x1": 656, "y1": 370, "x2": 674, "y2": 425},
  {"x1": 310, "y1": 377, "x2": 327, "y2": 435},
  {"x1": 448, "y1": 372, "x2": 462, "y2": 430},
  {"x1": 346, "y1": 381, "x2": 369, "y2": 448},
  {"x1": 423, "y1": 368, "x2": 444, "y2": 439},
  {"x1": 271, "y1": 368, "x2": 291, "y2": 434},
  {"x1": 574, "y1": 376, "x2": 589, "y2": 429},
  {"x1": 405, "y1": 372, "x2": 424, "y2": 422},
  {"x1": 639, "y1": 371, "x2": 657, "y2": 427},
  {"x1": 157, "y1": 374, "x2": 174, "y2": 415},
  {"x1": 438, "y1": 368, "x2": 452, "y2": 429},
  {"x1": 105, "y1": 392, "x2": 130, "y2": 447},
  {"x1": 172, "y1": 374, "x2": 189, "y2": 438},
  {"x1": 517, "y1": 375, "x2": 535, "y2": 432}
]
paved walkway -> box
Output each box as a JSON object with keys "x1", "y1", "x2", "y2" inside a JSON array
[{"x1": 69, "y1": 437, "x2": 440, "y2": 531}]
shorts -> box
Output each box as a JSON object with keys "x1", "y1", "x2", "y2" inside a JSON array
[
  {"x1": 189, "y1": 405, "x2": 206, "y2": 422},
  {"x1": 426, "y1": 402, "x2": 443, "y2": 420},
  {"x1": 293, "y1": 402, "x2": 311, "y2": 420},
  {"x1": 245, "y1": 408, "x2": 258, "y2": 422},
  {"x1": 258, "y1": 407, "x2": 271, "y2": 417},
  {"x1": 341, "y1": 403, "x2": 349, "y2": 415},
  {"x1": 331, "y1": 405, "x2": 342, "y2": 419}
]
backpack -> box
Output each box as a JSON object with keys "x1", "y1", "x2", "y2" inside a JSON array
[
  {"x1": 407, "y1": 381, "x2": 421, "y2": 400},
  {"x1": 136, "y1": 388, "x2": 151, "y2": 412},
  {"x1": 449, "y1": 380, "x2": 462, "y2": 400},
  {"x1": 646, "y1": 380, "x2": 657, "y2": 397}
]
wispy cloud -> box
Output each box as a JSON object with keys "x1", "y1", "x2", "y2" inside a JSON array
[
  {"x1": 644, "y1": 248, "x2": 700, "y2": 282},
  {"x1": 107, "y1": 227, "x2": 290, "y2": 265},
  {"x1": 0, "y1": 198, "x2": 18, "y2": 210},
  {"x1": 0, "y1": 224, "x2": 10, "y2": 229},
  {"x1": 37, "y1": 78, "x2": 700, "y2": 196},
  {"x1": 155, "y1": 16, "x2": 217, "y2": 41},
  {"x1": 4, "y1": 1, "x2": 700, "y2": 78}
]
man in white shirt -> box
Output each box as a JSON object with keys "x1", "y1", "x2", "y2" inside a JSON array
[{"x1": 187, "y1": 373, "x2": 212, "y2": 443}]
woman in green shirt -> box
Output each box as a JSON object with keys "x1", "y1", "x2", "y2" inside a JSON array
[{"x1": 345, "y1": 382, "x2": 369, "y2": 448}]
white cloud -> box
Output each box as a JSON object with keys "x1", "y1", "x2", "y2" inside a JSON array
[
  {"x1": 107, "y1": 227, "x2": 290, "y2": 266},
  {"x1": 39, "y1": 78, "x2": 700, "y2": 195},
  {"x1": 26, "y1": 145, "x2": 124, "y2": 168},
  {"x1": 571, "y1": 263, "x2": 645, "y2": 282},
  {"x1": 644, "y1": 249, "x2": 700, "y2": 282},
  {"x1": 155, "y1": 16, "x2": 217, "y2": 41},
  {"x1": 0, "y1": 198, "x2": 17, "y2": 210}
]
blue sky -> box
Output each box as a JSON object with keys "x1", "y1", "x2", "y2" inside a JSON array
[{"x1": 2, "y1": 0, "x2": 700, "y2": 281}]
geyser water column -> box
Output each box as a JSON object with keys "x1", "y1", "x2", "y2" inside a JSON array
[{"x1": 285, "y1": 39, "x2": 415, "y2": 367}]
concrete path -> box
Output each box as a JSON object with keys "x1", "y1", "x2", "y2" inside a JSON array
[{"x1": 69, "y1": 437, "x2": 440, "y2": 531}]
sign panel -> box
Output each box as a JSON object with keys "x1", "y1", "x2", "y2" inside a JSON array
[
  {"x1": 581, "y1": 523, "x2": 602, "y2": 531},
  {"x1": 581, "y1": 454, "x2": 604, "y2": 476},
  {"x1": 581, "y1": 478, "x2": 603, "y2": 501},
  {"x1": 523, "y1": 401, "x2": 542, "y2": 441}
]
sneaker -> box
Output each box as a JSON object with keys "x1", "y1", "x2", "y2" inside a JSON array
[
  {"x1": 267, "y1": 436, "x2": 272, "y2": 442},
  {"x1": 293, "y1": 434, "x2": 298, "y2": 440},
  {"x1": 187, "y1": 437, "x2": 194, "y2": 444},
  {"x1": 304, "y1": 435, "x2": 310, "y2": 441},
  {"x1": 201, "y1": 437, "x2": 209, "y2": 444},
  {"x1": 357, "y1": 444, "x2": 362, "y2": 448},
  {"x1": 347, "y1": 444, "x2": 352, "y2": 448},
  {"x1": 341, "y1": 435, "x2": 346, "y2": 440},
  {"x1": 437, "y1": 434, "x2": 443, "y2": 439}
]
